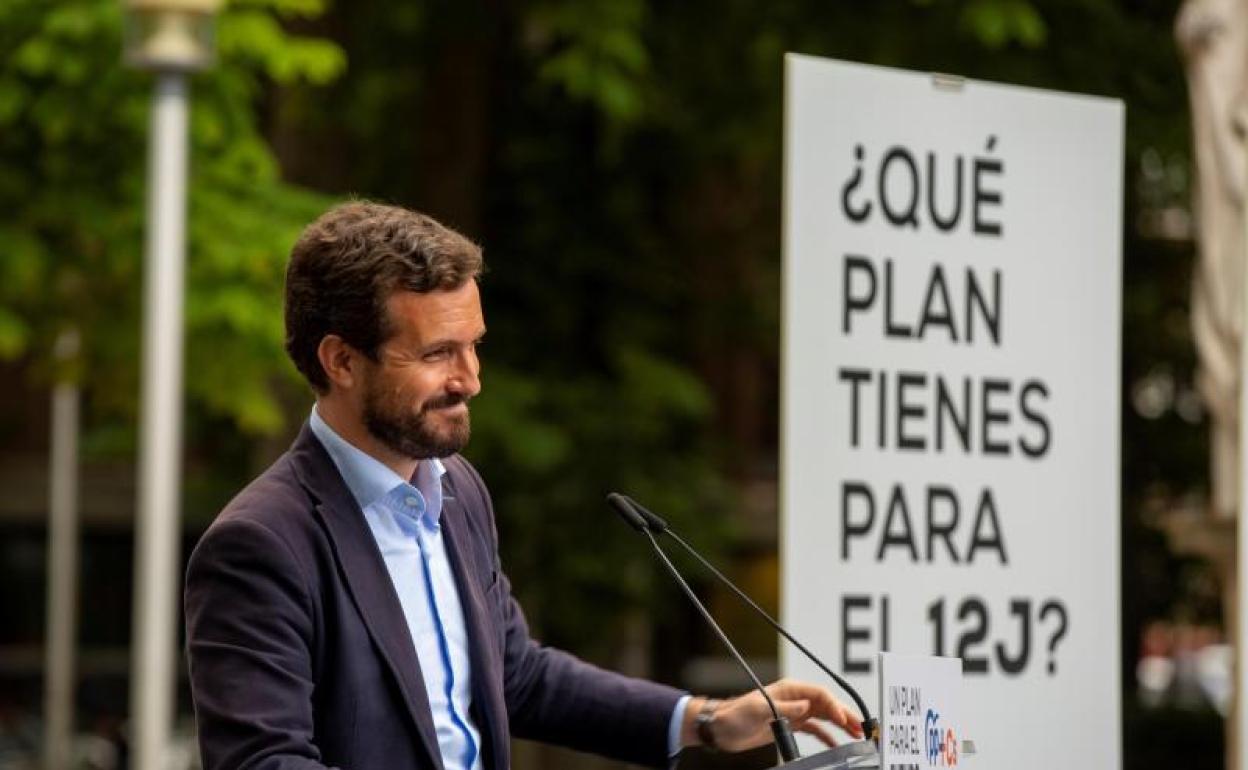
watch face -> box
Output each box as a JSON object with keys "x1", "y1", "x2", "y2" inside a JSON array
[{"x1": 696, "y1": 699, "x2": 722, "y2": 750}]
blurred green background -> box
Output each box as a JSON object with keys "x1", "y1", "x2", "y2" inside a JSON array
[{"x1": 0, "y1": 0, "x2": 1223, "y2": 768}]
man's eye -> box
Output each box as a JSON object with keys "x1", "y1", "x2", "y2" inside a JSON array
[{"x1": 423, "y1": 348, "x2": 450, "y2": 361}]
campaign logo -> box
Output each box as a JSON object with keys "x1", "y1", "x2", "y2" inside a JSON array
[{"x1": 924, "y1": 708, "x2": 958, "y2": 767}]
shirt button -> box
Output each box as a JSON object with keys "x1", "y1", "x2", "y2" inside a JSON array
[{"x1": 405, "y1": 496, "x2": 420, "y2": 508}]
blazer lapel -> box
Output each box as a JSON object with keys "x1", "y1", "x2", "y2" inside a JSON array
[
  {"x1": 439, "y1": 477, "x2": 508, "y2": 770},
  {"x1": 289, "y1": 424, "x2": 446, "y2": 770}
]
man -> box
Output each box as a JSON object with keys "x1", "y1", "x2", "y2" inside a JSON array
[{"x1": 185, "y1": 201, "x2": 862, "y2": 770}]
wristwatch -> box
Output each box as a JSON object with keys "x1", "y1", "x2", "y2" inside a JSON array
[{"x1": 695, "y1": 698, "x2": 723, "y2": 751}]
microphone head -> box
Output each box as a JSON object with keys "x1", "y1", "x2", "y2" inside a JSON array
[
  {"x1": 606, "y1": 493, "x2": 648, "y2": 532},
  {"x1": 624, "y1": 495, "x2": 669, "y2": 533}
]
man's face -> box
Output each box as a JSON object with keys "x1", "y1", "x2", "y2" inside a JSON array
[{"x1": 359, "y1": 281, "x2": 485, "y2": 460}]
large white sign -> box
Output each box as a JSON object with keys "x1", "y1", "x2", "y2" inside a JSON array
[{"x1": 781, "y1": 55, "x2": 1122, "y2": 769}]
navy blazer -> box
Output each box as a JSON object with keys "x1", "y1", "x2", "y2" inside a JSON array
[{"x1": 185, "y1": 424, "x2": 683, "y2": 770}]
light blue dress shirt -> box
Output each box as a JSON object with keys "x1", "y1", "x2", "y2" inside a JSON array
[
  {"x1": 309, "y1": 407, "x2": 691, "y2": 765},
  {"x1": 310, "y1": 407, "x2": 482, "y2": 770}
]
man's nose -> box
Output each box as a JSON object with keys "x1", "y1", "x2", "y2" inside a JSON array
[{"x1": 450, "y1": 349, "x2": 481, "y2": 397}]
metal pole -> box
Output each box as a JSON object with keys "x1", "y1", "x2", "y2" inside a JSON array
[
  {"x1": 44, "y1": 330, "x2": 81, "y2": 770},
  {"x1": 1238, "y1": 134, "x2": 1248, "y2": 770},
  {"x1": 130, "y1": 71, "x2": 189, "y2": 770}
]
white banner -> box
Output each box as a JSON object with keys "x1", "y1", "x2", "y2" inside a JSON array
[{"x1": 780, "y1": 54, "x2": 1122, "y2": 769}]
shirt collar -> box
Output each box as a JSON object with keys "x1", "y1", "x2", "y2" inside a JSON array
[{"x1": 308, "y1": 405, "x2": 447, "y2": 522}]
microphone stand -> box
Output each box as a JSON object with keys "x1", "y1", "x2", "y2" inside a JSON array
[
  {"x1": 641, "y1": 528, "x2": 802, "y2": 762},
  {"x1": 623, "y1": 495, "x2": 879, "y2": 744},
  {"x1": 608, "y1": 493, "x2": 801, "y2": 762}
]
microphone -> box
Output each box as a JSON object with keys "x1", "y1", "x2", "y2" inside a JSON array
[
  {"x1": 606, "y1": 492, "x2": 648, "y2": 532},
  {"x1": 606, "y1": 494, "x2": 802, "y2": 763},
  {"x1": 620, "y1": 494, "x2": 879, "y2": 745}
]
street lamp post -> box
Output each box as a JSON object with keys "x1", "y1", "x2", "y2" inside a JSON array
[
  {"x1": 121, "y1": 2, "x2": 220, "y2": 768},
  {"x1": 43, "y1": 330, "x2": 80, "y2": 770}
]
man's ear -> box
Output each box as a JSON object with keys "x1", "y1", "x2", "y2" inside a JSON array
[{"x1": 317, "y1": 335, "x2": 360, "y2": 391}]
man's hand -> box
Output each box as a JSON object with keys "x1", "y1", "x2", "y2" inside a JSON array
[{"x1": 681, "y1": 679, "x2": 865, "y2": 753}]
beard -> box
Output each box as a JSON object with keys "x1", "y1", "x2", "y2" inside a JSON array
[{"x1": 362, "y1": 378, "x2": 472, "y2": 460}]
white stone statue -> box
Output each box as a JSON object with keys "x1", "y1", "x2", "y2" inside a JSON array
[{"x1": 1178, "y1": 0, "x2": 1248, "y2": 521}]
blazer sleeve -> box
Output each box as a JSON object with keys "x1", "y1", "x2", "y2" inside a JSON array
[
  {"x1": 451, "y1": 459, "x2": 685, "y2": 767},
  {"x1": 185, "y1": 515, "x2": 338, "y2": 770},
  {"x1": 498, "y1": 572, "x2": 685, "y2": 767}
]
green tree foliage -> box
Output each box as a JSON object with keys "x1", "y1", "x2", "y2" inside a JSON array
[{"x1": 0, "y1": 0, "x2": 343, "y2": 445}]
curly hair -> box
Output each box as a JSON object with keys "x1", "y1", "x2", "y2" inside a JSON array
[{"x1": 284, "y1": 201, "x2": 485, "y2": 392}]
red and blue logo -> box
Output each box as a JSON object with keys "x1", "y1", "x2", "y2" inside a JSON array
[{"x1": 924, "y1": 708, "x2": 958, "y2": 767}]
